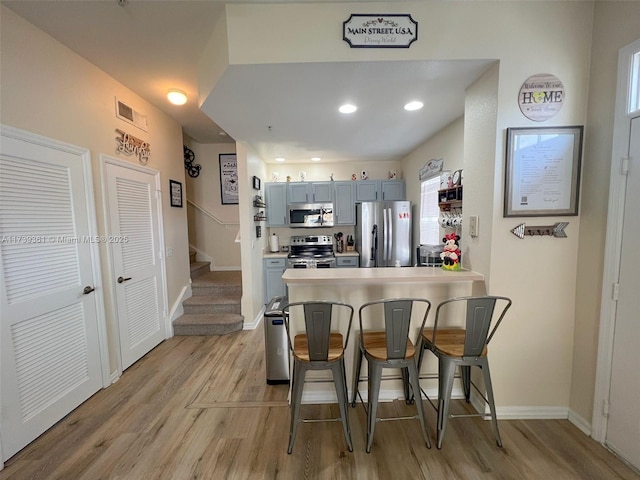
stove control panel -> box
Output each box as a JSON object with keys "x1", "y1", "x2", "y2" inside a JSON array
[{"x1": 290, "y1": 235, "x2": 333, "y2": 246}]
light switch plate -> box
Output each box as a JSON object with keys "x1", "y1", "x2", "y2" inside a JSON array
[{"x1": 469, "y1": 216, "x2": 479, "y2": 237}]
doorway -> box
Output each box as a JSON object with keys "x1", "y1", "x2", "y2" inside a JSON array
[
  {"x1": 0, "y1": 126, "x2": 108, "y2": 461},
  {"x1": 593, "y1": 39, "x2": 640, "y2": 471},
  {"x1": 102, "y1": 156, "x2": 168, "y2": 371}
]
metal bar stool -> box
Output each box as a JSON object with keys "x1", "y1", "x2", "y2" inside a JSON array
[
  {"x1": 416, "y1": 295, "x2": 512, "y2": 449},
  {"x1": 282, "y1": 300, "x2": 354, "y2": 454},
  {"x1": 351, "y1": 298, "x2": 432, "y2": 453}
]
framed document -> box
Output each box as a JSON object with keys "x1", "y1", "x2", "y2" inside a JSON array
[
  {"x1": 169, "y1": 179, "x2": 182, "y2": 208},
  {"x1": 219, "y1": 153, "x2": 238, "y2": 205},
  {"x1": 504, "y1": 126, "x2": 583, "y2": 217}
]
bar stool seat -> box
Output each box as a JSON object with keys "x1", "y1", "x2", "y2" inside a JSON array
[
  {"x1": 361, "y1": 331, "x2": 416, "y2": 360},
  {"x1": 293, "y1": 333, "x2": 344, "y2": 362}
]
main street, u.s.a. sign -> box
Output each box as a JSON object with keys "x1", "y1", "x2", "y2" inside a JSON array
[{"x1": 343, "y1": 14, "x2": 418, "y2": 48}]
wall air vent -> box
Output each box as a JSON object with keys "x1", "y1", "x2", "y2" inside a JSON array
[{"x1": 115, "y1": 97, "x2": 148, "y2": 132}]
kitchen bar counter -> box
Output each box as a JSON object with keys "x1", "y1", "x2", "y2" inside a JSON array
[
  {"x1": 282, "y1": 266, "x2": 483, "y2": 286},
  {"x1": 281, "y1": 266, "x2": 486, "y2": 403}
]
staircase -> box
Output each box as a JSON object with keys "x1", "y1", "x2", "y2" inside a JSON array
[{"x1": 173, "y1": 251, "x2": 243, "y2": 335}]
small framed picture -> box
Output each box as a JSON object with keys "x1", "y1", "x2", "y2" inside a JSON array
[
  {"x1": 169, "y1": 179, "x2": 183, "y2": 208},
  {"x1": 252, "y1": 175, "x2": 261, "y2": 190}
]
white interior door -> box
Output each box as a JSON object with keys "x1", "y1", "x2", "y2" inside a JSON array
[
  {"x1": 606, "y1": 116, "x2": 640, "y2": 470},
  {"x1": 104, "y1": 160, "x2": 166, "y2": 371},
  {"x1": 0, "y1": 127, "x2": 104, "y2": 461}
]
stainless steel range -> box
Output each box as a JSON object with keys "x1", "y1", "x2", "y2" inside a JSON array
[{"x1": 287, "y1": 235, "x2": 336, "y2": 268}]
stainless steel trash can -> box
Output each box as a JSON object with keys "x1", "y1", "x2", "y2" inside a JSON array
[{"x1": 264, "y1": 296, "x2": 290, "y2": 385}]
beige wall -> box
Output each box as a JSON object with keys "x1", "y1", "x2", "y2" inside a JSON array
[
  {"x1": 570, "y1": 3, "x2": 640, "y2": 426},
  {"x1": 183, "y1": 137, "x2": 241, "y2": 270},
  {"x1": 401, "y1": 116, "x2": 466, "y2": 249},
  {"x1": 209, "y1": 1, "x2": 598, "y2": 417},
  {"x1": 0, "y1": 6, "x2": 191, "y2": 375}
]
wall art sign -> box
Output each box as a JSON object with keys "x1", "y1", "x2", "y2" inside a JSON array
[
  {"x1": 219, "y1": 153, "x2": 238, "y2": 205},
  {"x1": 518, "y1": 73, "x2": 565, "y2": 122},
  {"x1": 419, "y1": 158, "x2": 444, "y2": 181},
  {"x1": 504, "y1": 126, "x2": 583, "y2": 217},
  {"x1": 343, "y1": 14, "x2": 418, "y2": 48},
  {"x1": 115, "y1": 129, "x2": 150, "y2": 165}
]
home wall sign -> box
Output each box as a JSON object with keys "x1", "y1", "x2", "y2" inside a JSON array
[
  {"x1": 343, "y1": 14, "x2": 418, "y2": 48},
  {"x1": 115, "y1": 129, "x2": 150, "y2": 165},
  {"x1": 518, "y1": 73, "x2": 565, "y2": 122},
  {"x1": 511, "y1": 222, "x2": 569, "y2": 239}
]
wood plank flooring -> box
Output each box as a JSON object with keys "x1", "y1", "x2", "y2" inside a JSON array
[{"x1": 2, "y1": 328, "x2": 638, "y2": 480}]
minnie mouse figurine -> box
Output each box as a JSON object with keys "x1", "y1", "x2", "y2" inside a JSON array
[{"x1": 441, "y1": 233, "x2": 461, "y2": 271}]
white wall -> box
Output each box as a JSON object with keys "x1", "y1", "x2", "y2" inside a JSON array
[
  {"x1": 0, "y1": 6, "x2": 191, "y2": 375},
  {"x1": 183, "y1": 137, "x2": 241, "y2": 270}
]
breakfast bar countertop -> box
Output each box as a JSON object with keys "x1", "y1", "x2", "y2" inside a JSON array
[{"x1": 282, "y1": 266, "x2": 484, "y2": 286}]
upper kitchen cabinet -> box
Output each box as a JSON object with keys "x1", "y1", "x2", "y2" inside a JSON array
[
  {"x1": 334, "y1": 181, "x2": 356, "y2": 225},
  {"x1": 355, "y1": 180, "x2": 406, "y2": 202},
  {"x1": 381, "y1": 180, "x2": 405, "y2": 201},
  {"x1": 287, "y1": 181, "x2": 333, "y2": 203},
  {"x1": 265, "y1": 182, "x2": 288, "y2": 227}
]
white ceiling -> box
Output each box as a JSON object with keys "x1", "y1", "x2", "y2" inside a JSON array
[{"x1": 3, "y1": 0, "x2": 493, "y2": 164}]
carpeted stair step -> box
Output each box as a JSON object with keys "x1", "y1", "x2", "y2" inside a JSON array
[
  {"x1": 189, "y1": 250, "x2": 197, "y2": 264},
  {"x1": 190, "y1": 261, "x2": 210, "y2": 280},
  {"x1": 191, "y1": 271, "x2": 242, "y2": 297},
  {"x1": 183, "y1": 294, "x2": 241, "y2": 315},
  {"x1": 173, "y1": 313, "x2": 243, "y2": 336}
]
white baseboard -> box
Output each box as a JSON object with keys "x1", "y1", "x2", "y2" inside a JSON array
[
  {"x1": 243, "y1": 305, "x2": 264, "y2": 330},
  {"x1": 568, "y1": 409, "x2": 592, "y2": 435},
  {"x1": 168, "y1": 284, "x2": 191, "y2": 337}
]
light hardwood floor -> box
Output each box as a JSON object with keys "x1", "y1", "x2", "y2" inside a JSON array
[{"x1": 2, "y1": 328, "x2": 638, "y2": 480}]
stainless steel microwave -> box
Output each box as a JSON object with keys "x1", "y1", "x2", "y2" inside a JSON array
[{"x1": 288, "y1": 203, "x2": 334, "y2": 228}]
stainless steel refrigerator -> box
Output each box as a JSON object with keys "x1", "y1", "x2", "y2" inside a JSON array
[{"x1": 355, "y1": 201, "x2": 412, "y2": 267}]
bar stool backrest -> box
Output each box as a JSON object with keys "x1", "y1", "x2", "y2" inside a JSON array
[
  {"x1": 383, "y1": 299, "x2": 413, "y2": 359},
  {"x1": 283, "y1": 301, "x2": 353, "y2": 362},
  {"x1": 433, "y1": 296, "x2": 512, "y2": 357}
]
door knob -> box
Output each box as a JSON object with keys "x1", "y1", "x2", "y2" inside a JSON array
[
  {"x1": 117, "y1": 276, "x2": 132, "y2": 284},
  {"x1": 83, "y1": 286, "x2": 95, "y2": 294}
]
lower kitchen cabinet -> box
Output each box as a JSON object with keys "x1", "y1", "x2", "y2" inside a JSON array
[
  {"x1": 264, "y1": 257, "x2": 287, "y2": 303},
  {"x1": 336, "y1": 256, "x2": 359, "y2": 268}
]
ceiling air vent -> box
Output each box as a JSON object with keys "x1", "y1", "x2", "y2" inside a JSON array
[{"x1": 115, "y1": 97, "x2": 148, "y2": 132}]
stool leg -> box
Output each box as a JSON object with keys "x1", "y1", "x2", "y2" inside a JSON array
[
  {"x1": 288, "y1": 360, "x2": 306, "y2": 454},
  {"x1": 332, "y1": 359, "x2": 353, "y2": 452},
  {"x1": 366, "y1": 361, "x2": 383, "y2": 453},
  {"x1": 401, "y1": 367, "x2": 412, "y2": 404},
  {"x1": 460, "y1": 365, "x2": 471, "y2": 402},
  {"x1": 481, "y1": 359, "x2": 502, "y2": 447},
  {"x1": 351, "y1": 341, "x2": 363, "y2": 407},
  {"x1": 436, "y1": 357, "x2": 456, "y2": 449},
  {"x1": 408, "y1": 360, "x2": 431, "y2": 449}
]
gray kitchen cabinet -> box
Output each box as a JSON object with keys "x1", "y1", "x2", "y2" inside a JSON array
[
  {"x1": 287, "y1": 181, "x2": 333, "y2": 203},
  {"x1": 265, "y1": 182, "x2": 288, "y2": 227},
  {"x1": 263, "y1": 257, "x2": 287, "y2": 303},
  {"x1": 355, "y1": 180, "x2": 380, "y2": 202},
  {"x1": 333, "y1": 181, "x2": 355, "y2": 225},
  {"x1": 381, "y1": 180, "x2": 405, "y2": 201},
  {"x1": 336, "y1": 256, "x2": 359, "y2": 268},
  {"x1": 355, "y1": 180, "x2": 405, "y2": 202}
]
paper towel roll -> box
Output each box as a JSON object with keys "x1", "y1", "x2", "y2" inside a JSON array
[{"x1": 270, "y1": 233, "x2": 279, "y2": 252}]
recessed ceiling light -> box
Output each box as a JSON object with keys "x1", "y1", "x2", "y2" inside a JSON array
[
  {"x1": 404, "y1": 101, "x2": 424, "y2": 111},
  {"x1": 219, "y1": 131, "x2": 227, "y2": 137},
  {"x1": 339, "y1": 104, "x2": 357, "y2": 114},
  {"x1": 275, "y1": 157, "x2": 285, "y2": 162},
  {"x1": 167, "y1": 89, "x2": 187, "y2": 105},
  {"x1": 311, "y1": 157, "x2": 321, "y2": 162}
]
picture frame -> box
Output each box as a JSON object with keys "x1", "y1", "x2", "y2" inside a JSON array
[
  {"x1": 252, "y1": 175, "x2": 261, "y2": 191},
  {"x1": 219, "y1": 153, "x2": 238, "y2": 205},
  {"x1": 169, "y1": 179, "x2": 183, "y2": 208},
  {"x1": 504, "y1": 126, "x2": 583, "y2": 217}
]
